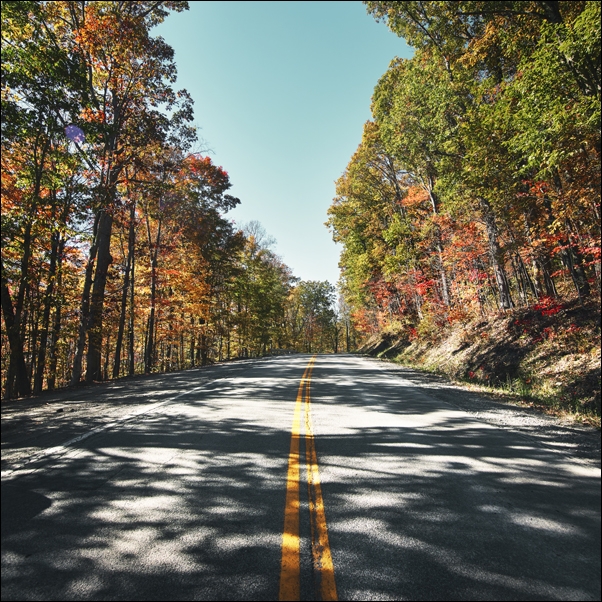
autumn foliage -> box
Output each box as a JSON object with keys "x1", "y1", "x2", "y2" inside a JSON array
[
  {"x1": 1, "y1": 1, "x2": 339, "y2": 399},
  {"x1": 328, "y1": 1, "x2": 600, "y2": 347}
]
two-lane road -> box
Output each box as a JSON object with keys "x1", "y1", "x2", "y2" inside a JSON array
[{"x1": 2, "y1": 355, "x2": 600, "y2": 600}]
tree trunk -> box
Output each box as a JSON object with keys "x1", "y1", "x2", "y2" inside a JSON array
[
  {"x1": 71, "y1": 213, "x2": 101, "y2": 385},
  {"x1": 559, "y1": 243, "x2": 591, "y2": 301},
  {"x1": 426, "y1": 187, "x2": 451, "y2": 306},
  {"x1": 200, "y1": 331, "x2": 208, "y2": 365},
  {"x1": 516, "y1": 252, "x2": 539, "y2": 302},
  {"x1": 113, "y1": 203, "x2": 136, "y2": 378},
  {"x1": 33, "y1": 232, "x2": 60, "y2": 393},
  {"x1": 144, "y1": 213, "x2": 161, "y2": 373},
  {"x1": 85, "y1": 208, "x2": 114, "y2": 382},
  {"x1": 128, "y1": 241, "x2": 136, "y2": 376},
  {"x1": 479, "y1": 197, "x2": 513, "y2": 309},
  {"x1": 1, "y1": 267, "x2": 31, "y2": 398},
  {"x1": 46, "y1": 237, "x2": 65, "y2": 391},
  {"x1": 15, "y1": 220, "x2": 33, "y2": 326},
  {"x1": 3, "y1": 140, "x2": 51, "y2": 397}
]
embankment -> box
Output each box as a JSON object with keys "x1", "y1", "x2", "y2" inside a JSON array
[{"x1": 360, "y1": 299, "x2": 601, "y2": 424}]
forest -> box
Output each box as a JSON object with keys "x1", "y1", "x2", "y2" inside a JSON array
[
  {"x1": 2, "y1": 1, "x2": 600, "y2": 411},
  {"x1": 327, "y1": 1, "x2": 600, "y2": 415},
  {"x1": 1, "y1": 1, "x2": 346, "y2": 400}
]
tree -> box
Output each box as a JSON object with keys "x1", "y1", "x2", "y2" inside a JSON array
[
  {"x1": 293, "y1": 281, "x2": 337, "y2": 353},
  {"x1": 327, "y1": 1, "x2": 600, "y2": 350},
  {"x1": 230, "y1": 223, "x2": 294, "y2": 357},
  {"x1": 55, "y1": 0, "x2": 195, "y2": 383},
  {"x1": 1, "y1": 0, "x2": 89, "y2": 396}
]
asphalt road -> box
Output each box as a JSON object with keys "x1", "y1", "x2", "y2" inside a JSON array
[{"x1": 1, "y1": 354, "x2": 600, "y2": 601}]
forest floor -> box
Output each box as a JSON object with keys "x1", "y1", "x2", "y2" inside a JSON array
[{"x1": 360, "y1": 298, "x2": 601, "y2": 428}]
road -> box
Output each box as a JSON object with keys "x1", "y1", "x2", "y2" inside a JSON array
[{"x1": 2, "y1": 354, "x2": 600, "y2": 601}]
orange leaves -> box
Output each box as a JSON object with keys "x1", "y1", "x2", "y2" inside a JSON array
[
  {"x1": 74, "y1": 9, "x2": 143, "y2": 58},
  {"x1": 402, "y1": 185, "x2": 429, "y2": 208},
  {"x1": 80, "y1": 107, "x2": 105, "y2": 124},
  {"x1": 523, "y1": 180, "x2": 550, "y2": 197}
]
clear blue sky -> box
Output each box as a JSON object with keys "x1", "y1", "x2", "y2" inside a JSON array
[{"x1": 154, "y1": 1, "x2": 412, "y2": 286}]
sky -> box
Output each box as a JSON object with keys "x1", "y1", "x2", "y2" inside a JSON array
[{"x1": 154, "y1": 1, "x2": 412, "y2": 287}]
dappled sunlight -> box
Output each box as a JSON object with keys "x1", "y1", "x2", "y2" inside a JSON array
[
  {"x1": 506, "y1": 513, "x2": 583, "y2": 535},
  {"x1": 2, "y1": 355, "x2": 599, "y2": 600},
  {"x1": 305, "y1": 355, "x2": 601, "y2": 601},
  {"x1": 2, "y1": 363, "x2": 303, "y2": 599}
]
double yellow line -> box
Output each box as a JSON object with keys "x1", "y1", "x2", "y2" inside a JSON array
[{"x1": 279, "y1": 356, "x2": 337, "y2": 601}]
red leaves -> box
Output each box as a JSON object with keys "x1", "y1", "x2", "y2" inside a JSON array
[
  {"x1": 184, "y1": 155, "x2": 229, "y2": 185},
  {"x1": 532, "y1": 297, "x2": 564, "y2": 316},
  {"x1": 415, "y1": 280, "x2": 434, "y2": 296}
]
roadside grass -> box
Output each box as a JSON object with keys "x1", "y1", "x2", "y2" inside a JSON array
[{"x1": 370, "y1": 299, "x2": 601, "y2": 429}]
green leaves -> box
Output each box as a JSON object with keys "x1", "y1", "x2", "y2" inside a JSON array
[
  {"x1": 502, "y1": 2, "x2": 601, "y2": 177},
  {"x1": 329, "y1": 1, "x2": 601, "y2": 343}
]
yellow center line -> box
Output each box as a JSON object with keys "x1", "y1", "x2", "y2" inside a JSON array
[
  {"x1": 279, "y1": 358, "x2": 312, "y2": 601},
  {"x1": 279, "y1": 356, "x2": 337, "y2": 601},
  {"x1": 305, "y1": 363, "x2": 338, "y2": 602}
]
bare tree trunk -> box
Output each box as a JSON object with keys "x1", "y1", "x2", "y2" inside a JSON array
[
  {"x1": 86, "y1": 208, "x2": 115, "y2": 382},
  {"x1": 128, "y1": 242, "x2": 136, "y2": 376},
  {"x1": 200, "y1": 331, "x2": 208, "y2": 365},
  {"x1": 46, "y1": 237, "x2": 65, "y2": 391},
  {"x1": 189, "y1": 317, "x2": 196, "y2": 366},
  {"x1": 46, "y1": 306, "x2": 62, "y2": 392},
  {"x1": 1, "y1": 268, "x2": 31, "y2": 398},
  {"x1": 145, "y1": 261, "x2": 157, "y2": 373},
  {"x1": 479, "y1": 197, "x2": 514, "y2": 310},
  {"x1": 426, "y1": 187, "x2": 451, "y2": 306},
  {"x1": 33, "y1": 232, "x2": 60, "y2": 393},
  {"x1": 26, "y1": 291, "x2": 38, "y2": 392},
  {"x1": 103, "y1": 333, "x2": 111, "y2": 381},
  {"x1": 71, "y1": 213, "x2": 100, "y2": 385},
  {"x1": 3, "y1": 219, "x2": 35, "y2": 398}
]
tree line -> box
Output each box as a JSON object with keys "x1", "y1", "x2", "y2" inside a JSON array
[
  {"x1": 1, "y1": 1, "x2": 344, "y2": 400},
  {"x1": 327, "y1": 1, "x2": 600, "y2": 338}
]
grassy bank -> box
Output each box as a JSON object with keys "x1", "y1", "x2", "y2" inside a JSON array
[{"x1": 361, "y1": 299, "x2": 601, "y2": 427}]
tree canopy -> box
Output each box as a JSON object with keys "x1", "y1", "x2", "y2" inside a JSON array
[
  {"x1": 328, "y1": 1, "x2": 600, "y2": 340},
  {"x1": 1, "y1": 1, "x2": 341, "y2": 399}
]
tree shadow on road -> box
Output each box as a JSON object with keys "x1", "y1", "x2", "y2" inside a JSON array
[{"x1": 1, "y1": 355, "x2": 600, "y2": 601}]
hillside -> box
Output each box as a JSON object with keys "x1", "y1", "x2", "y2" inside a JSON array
[{"x1": 360, "y1": 299, "x2": 601, "y2": 426}]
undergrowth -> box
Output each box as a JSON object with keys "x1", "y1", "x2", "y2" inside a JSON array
[{"x1": 364, "y1": 298, "x2": 601, "y2": 428}]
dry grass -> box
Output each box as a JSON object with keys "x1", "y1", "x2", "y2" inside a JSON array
[{"x1": 369, "y1": 299, "x2": 601, "y2": 427}]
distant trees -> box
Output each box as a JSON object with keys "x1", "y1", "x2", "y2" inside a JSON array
[
  {"x1": 328, "y1": 1, "x2": 600, "y2": 339},
  {"x1": 288, "y1": 281, "x2": 338, "y2": 353}
]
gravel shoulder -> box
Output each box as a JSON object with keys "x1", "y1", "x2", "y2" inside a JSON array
[{"x1": 372, "y1": 356, "x2": 601, "y2": 468}]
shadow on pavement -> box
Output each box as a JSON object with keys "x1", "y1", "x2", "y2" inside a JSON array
[{"x1": 1, "y1": 355, "x2": 600, "y2": 601}]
